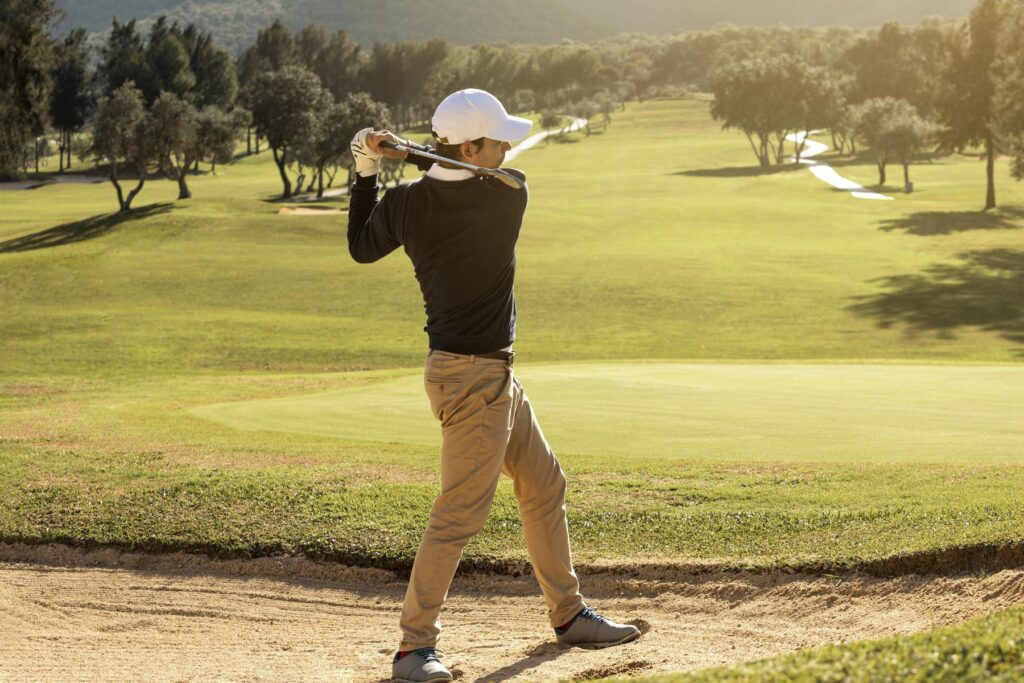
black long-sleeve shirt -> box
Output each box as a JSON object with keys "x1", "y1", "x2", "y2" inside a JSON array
[{"x1": 347, "y1": 148, "x2": 529, "y2": 355}]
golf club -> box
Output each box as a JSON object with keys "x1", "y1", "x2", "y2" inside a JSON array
[{"x1": 379, "y1": 140, "x2": 525, "y2": 190}]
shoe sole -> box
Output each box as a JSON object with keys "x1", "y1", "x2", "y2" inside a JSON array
[
  {"x1": 393, "y1": 677, "x2": 452, "y2": 683},
  {"x1": 567, "y1": 629, "x2": 642, "y2": 650}
]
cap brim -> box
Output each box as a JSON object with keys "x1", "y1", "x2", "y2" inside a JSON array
[{"x1": 489, "y1": 115, "x2": 534, "y2": 143}]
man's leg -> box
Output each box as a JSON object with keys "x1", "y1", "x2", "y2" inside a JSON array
[
  {"x1": 500, "y1": 375, "x2": 586, "y2": 629},
  {"x1": 398, "y1": 354, "x2": 516, "y2": 651}
]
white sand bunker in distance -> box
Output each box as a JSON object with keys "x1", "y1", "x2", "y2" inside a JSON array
[
  {"x1": 278, "y1": 205, "x2": 347, "y2": 216},
  {"x1": 191, "y1": 364, "x2": 1024, "y2": 463}
]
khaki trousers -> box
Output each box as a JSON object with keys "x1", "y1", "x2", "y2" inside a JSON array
[{"x1": 398, "y1": 349, "x2": 586, "y2": 650}]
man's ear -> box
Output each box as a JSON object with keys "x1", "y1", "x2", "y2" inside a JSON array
[{"x1": 460, "y1": 141, "x2": 476, "y2": 161}]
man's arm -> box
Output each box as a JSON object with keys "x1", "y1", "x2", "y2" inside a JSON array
[{"x1": 347, "y1": 128, "x2": 401, "y2": 264}]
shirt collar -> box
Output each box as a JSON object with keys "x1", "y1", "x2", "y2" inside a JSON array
[{"x1": 425, "y1": 163, "x2": 475, "y2": 181}]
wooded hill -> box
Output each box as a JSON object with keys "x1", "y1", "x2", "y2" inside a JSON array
[{"x1": 56, "y1": 0, "x2": 976, "y2": 55}]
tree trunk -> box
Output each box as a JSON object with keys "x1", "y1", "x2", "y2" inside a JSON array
[
  {"x1": 272, "y1": 145, "x2": 291, "y2": 198},
  {"x1": 177, "y1": 173, "x2": 191, "y2": 200},
  {"x1": 774, "y1": 132, "x2": 789, "y2": 165},
  {"x1": 985, "y1": 135, "x2": 996, "y2": 210},
  {"x1": 110, "y1": 166, "x2": 126, "y2": 211},
  {"x1": 877, "y1": 160, "x2": 886, "y2": 186},
  {"x1": 67, "y1": 130, "x2": 73, "y2": 170},
  {"x1": 744, "y1": 131, "x2": 763, "y2": 166},
  {"x1": 123, "y1": 178, "x2": 145, "y2": 211},
  {"x1": 903, "y1": 163, "x2": 911, "y2": 192},
  {"x1": 317, "y1": 167, "x2": 324, "y2": 198},
  {"x1": 794, "y1": 132, "x2": 807, "y2": 163},
  {"x1": 247, "y1": 126, "x2": 252, "y2": 155},
  {"x1": 34, "y1": 137, "x2": 39, "y2": 175},
  {"x1": 58, "y1": 128, "x2": 66, "y2": 173}
]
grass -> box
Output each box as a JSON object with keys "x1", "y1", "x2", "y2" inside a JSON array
[{"x1": 617, "y1": 604, "x2": 1024, "y2": 682}]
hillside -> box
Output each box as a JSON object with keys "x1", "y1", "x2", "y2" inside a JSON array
[{"x1": 55, "y1": 0, "x2": 976, "y2": 55}]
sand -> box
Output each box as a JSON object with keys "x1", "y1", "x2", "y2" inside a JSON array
[{"x1": 2, "y1": 542, "x2": 1023, "y2": 682}]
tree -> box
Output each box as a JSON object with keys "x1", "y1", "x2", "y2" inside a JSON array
[
  {"x1": 935, "y1": 0, "x2": 1008, "y2": 210},
  {"x1": 852, "y1": 97, "x2": 929, "y2": 188},
  {"x1": 195, "y1": 106, "x2": 242, "y2": 174},
  {"x1": 96, "y1": 19, "x2": 147, "y2": 97},
  {"x1": 885, "y1": 109, "x2": 936, "y2": 191},
  {"x1": 317, "y1": 30, "x2": 363, "y2": 102},
  {"x1": 993, "y1": 2, "x2": 1024, "y2": 181},
  {"x1": 90, "y1": 81, "x2": 155, "y2": 211},
  {"x1": 0, "y1": 0, "x2": 60, "y2": 179},
  {"x1": 49, "y1": 28, "x2": 93, "y2": 173},
  {"x1": 852, "y1": 97, "x2": 900, "y2": 186},
  {"x1": 142, "y1": 17, "x2": 196, "y2": 104},
  {"x1": 236, "y1": 18, "x2": 295, "y2": 89},
  {"x1": 149, "y1": 91, "x2": 200, "y2": 199},
  {"x1": 594, "y1": 91, "x2": 617, "y2": 128},
  {"x1": 190, "y1": 34, "x2": 237, "y2": 110},
  {"x1": 246, "y1": 65, "x2": 323, "y2": 198},
  {"x1": 573, "y1": 98, "x2": 598, "y2": 135},
  {"x1": 710, "y1": 55, "x2": 810, "y2": 167}
]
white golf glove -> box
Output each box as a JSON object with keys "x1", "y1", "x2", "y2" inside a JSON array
[{"x1": 350, "y1": 127, "x2": 382, "y2": 177}]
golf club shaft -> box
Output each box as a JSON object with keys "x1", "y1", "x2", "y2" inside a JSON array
[{"x1": 378, "y1": 141, "x2": 524, "y2": 190}]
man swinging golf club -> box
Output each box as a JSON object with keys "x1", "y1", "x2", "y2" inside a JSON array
[{"x1": 348, "y1": 88, "x2": 640, "y2": 683}]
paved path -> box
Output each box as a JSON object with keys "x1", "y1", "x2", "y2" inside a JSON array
[{"x1": 787, "y1": 131, "x2": 893, "y2": 201}]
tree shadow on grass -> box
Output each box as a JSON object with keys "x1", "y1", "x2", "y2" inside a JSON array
[
  {"x1": 878, "y1": 207, "x2": 1024, "y2": 236},
  {"x1": 0, "y1": 203, "x2": 175, "y2": 254},
  {"x1": 675, "y1": 163, "x2": 804, "y2": 178},
  {"x1": 848, "y1": 248, "x2": 1024, "y2": 353}
]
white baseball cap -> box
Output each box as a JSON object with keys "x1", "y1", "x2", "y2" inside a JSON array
[{"x1": 431, "y1": 89, "x2": 533, "y2": 145}]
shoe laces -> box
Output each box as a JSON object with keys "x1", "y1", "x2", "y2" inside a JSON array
[
  {"x1": 412, "y1": 647, "x2": 441, "y2": 663},
  {"x1": 578, "y1": 606, "x2": 605, "y2": 622}
]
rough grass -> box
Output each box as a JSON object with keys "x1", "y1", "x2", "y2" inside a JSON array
[{"x1": 617, "y1": 604, "x2": 1024, "y2": 682}]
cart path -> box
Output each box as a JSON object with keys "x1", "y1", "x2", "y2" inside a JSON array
[
  {"x1": 2, "y1": 543, "x2": 1023, "y2": 682},
  {"x1": 786, "y1": 131, "x2": 894, "y2": 201}
]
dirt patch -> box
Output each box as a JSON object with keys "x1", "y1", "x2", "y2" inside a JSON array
[{"x1": 2, "y1": 542, "x2": 1023, "y2": 682}]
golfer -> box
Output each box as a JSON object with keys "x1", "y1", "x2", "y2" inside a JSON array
[{"x1": 348, "y1": 89, "x2": 640, "y2": 683}]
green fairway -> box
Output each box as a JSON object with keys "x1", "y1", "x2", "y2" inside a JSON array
[
  {"x1": 2, "y1": 96, "x2": 1024, "y2": 573},
  {"x1": 192, "y1": 362, "x2": 1024, "y2": 464}
]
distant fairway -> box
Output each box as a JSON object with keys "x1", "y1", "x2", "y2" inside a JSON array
[{"x1": 192, "y1": 363, "x2": 1024, "y2": 464}]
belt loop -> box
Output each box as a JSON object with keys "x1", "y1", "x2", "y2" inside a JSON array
[{"x1": 470, "y1": 354, "x2": 476, "y2": 364}]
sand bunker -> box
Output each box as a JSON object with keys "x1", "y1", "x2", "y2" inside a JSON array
[
  {"x1": 2, "y1": 542, "x2": 1023, "y2": 681},
  {"x1": 278, "y1": 206, "x2": 347, "y2": 216}
]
